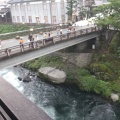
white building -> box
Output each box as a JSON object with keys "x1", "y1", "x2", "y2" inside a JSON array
[{"x1": 8, "y1": 0, "x2": 68, "y2": 24}]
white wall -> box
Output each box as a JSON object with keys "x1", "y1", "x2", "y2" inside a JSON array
[{"x1": 10, "y1": 1, "x2": 68, "y2": 24}]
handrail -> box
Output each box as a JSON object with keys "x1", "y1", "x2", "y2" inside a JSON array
[{"x1": 0, "y1": 27, "x2": 101, "y2": 61}]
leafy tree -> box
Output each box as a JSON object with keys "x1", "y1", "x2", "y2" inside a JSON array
[
  {"x1": 84, "y1": 0, "x2": 95, "y2": 18},
  {"x1": 78, "y1": 6, "x2": 87, "y2": 20},
  {"x1": 66, "y1": 0, "x2": 78, "y2": 21},
  {"x1": 94, "y1": 0, "x2": 120, "y2": 30}
]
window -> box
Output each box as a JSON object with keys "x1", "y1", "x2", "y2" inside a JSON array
[
  {"x1": 43, "y1": 4, "x2": 47, "y2": 10},
  {"x1": 22, "y1": 16, "x2": 24, "y2": 22},
  {"x1": 44, "y1": 16, "x2": 48, "y2": 23},
  {"x1": 15, "y1": 5, "x2": 18, "y2": 10},
  {"x1": 35, "y1": 17, "x2": 40, "y2": 23},
  {"x1": 13, "y1": 16, "x2": 16, "y2": 22},
  {"x1": 61, "y1": 2, "x2": 64, "y2": 9},
  {"x1": 61, "y1": 15, "x2": 65, "y2": 22},
  {"x1": 51, "y1": 2, "x2": 56, "y2": 9},
  {"x1": 52, "y1": 16, "x2": 56, "y2": 24},
  {"x1": 17, "y1": 16, "x2": 20, "y2": 22},
  {"x1": 27, "y1": 5, "x2": 30, "y2": 11},
  {"x1": 20, "y1": 4, "x2": 24, "y2": 11},
  {"x1": 28, "y1": 16, "x2": 32, "y2": 23}
]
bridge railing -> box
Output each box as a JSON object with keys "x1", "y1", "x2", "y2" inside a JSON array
[{"x1": 0, "y1": 26, "x2": 101, "y2": 61}]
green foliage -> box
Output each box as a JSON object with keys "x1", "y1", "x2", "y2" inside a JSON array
[
  {"x1": 109, "y1": 32, "x2": 120, "y2": 53},
  {"x1": 66, "y1": 0, "x2": 78, "y2": 20},
  {"x1": 90, "y1": 61, "x2": 117, "y2": 81},
  {"x1": 94, "y1": 0, "x2": 120, "y2": 29},
  {"x1": 78, "y1": 6, "x2": 87, "y2": 20},
  {"x1": 77, "y1": 68, "x2": 90, "y2": 76},
  {"x1": 77, "y1": 74, "x2": 111, "y2": 97}
]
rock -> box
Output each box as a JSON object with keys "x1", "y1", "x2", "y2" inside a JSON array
[
  {"x1": 110, "y1": 93, "x2": 119, "y2": 102},
  {"x1": 23, "y1": 73, "x2": 31, "y2": 82},
  {"x1": 38, "y1": 67, "x2": 66, "y2": 84},
  {"x1": 18, "y1": 77, "x2": 22, "y2": 81}
]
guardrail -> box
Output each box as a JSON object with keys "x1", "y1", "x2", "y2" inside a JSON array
[
  {"x1": 0, "y1": 24, "x2": 68, "y2": 40},
  {"x1": 0, "y1": 27, "x2": 101, "y2": 61}
]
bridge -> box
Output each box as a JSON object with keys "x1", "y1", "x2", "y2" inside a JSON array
[{"x1": 0, "y1": 26, "x2": 101, "y2": 69}]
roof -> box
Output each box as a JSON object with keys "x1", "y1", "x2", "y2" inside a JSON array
[
  {"x1": 0, "y1": 8, "x2": 10, "y2": 14},
  {"x1": 8, "y1": 0, "x2": 47, "y2": 4}
]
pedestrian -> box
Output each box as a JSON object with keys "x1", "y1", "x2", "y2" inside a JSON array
[
  {"x1": 19, "y1": 38, "x2": 24, "y2": 45},
  {"x1": 43, "y1": 32, "x2": 47, "y2": 38},
  {"x1": 19, "y1": 38, "x2": 24, "y2": 49},
  {"x1": 36, "y1": 35, "x2": 39, "y2": 41},
  {"x1": 28, "y1": 34, "x2": 33, "y2": 41},
  {"x1": 28, "y1": 39, "x2": 31, "y2": 48},
  {"x1": 60, "y1": 29, "x2": 62, "y2": 35},
  {"x1": 48, "y1": 31, "x2": 51, "y2": 37},
  {"x1": 67, "y1": 28, "x2": 71, "y2": 38},
  {"x1": 57, "y1": 28, "x2": 59, "y2": 36}
]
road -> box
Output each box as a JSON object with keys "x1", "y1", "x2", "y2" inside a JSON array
[{"x1": 1, "y1": 25, "x2": 94, "y2": 49}]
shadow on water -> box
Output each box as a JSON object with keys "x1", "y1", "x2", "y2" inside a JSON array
[{"x1": 0, "y1": 66, "x2": 120, "y2": 120}]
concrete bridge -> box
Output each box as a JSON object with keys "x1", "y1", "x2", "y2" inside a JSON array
[{"x1": 0, "y1": 26, "x2": 101, "y2": 69}]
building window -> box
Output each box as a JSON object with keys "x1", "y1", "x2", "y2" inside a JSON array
[
  {"x1": 61, "y1": 15, "x2": 65, "y2": 23},
  {"x1": 35, "y1": 17, "x2": 40, "y2": 23},
  {"x1": 43, "y1": 4, "x2": 47, "y2": 10},
  {"x1": 61, "y1": 2, "x2": 64, "y2": 9},
  {"x1": 22, "y1": 16, "x2": 25, "y2": 22},
  {"x1": 28, "y1": 16, "x2": 32, "y2": 23},
  {"x1": 20, "y1": 4, "x2": 24, "y2": 11},
  {"x1": 27, "y1": 5, "x2": 30, "y2": 11},
  {"x1": 52, "y1": 16, "x2": 56, "y2": 24},
  {"x1": 51, "y1": 2, "x2": 56, "y2": 9},
  {"x1": 15, "y1": 5, "x2": 18, "y2": 10},
  {"x1": 44, "y1": 16, "x2": 48, "y2": 23},
  {"x1": 13, "y1": 16, "x2": 16, "y2": 22},
  {"x1": 17, "y1": 16, "x2": 20, "y2": 22}
]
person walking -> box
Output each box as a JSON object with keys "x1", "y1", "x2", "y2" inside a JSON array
[
  {"x1": 57, "y1": 28, "x2": 59, "y2": 36},
  {"x1": 19, "y1": 38, "x2": 24, "y2": 45},
  {"x1": 36, "y1": 35, "x2": 39, "y2": 41},
  {"x1": 28, "y1": 34, "x2": 33, "y2": 41},
  {"x1": 67, "y1": 28, "x2": 71, "y2": 38},
  {"x1": 60, "y1": 29, "x2": 62, "y2": 35},
  {"x1": 48, "y1": 31, "x2": 51, "y2": 37}
]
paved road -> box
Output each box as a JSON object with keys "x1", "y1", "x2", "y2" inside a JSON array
[{"x1": 1, "y1": 25, "x2": 94, "y2": 49}]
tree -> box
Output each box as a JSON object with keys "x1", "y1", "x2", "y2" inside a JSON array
[
  {"x1": 84, "y1": 0, "x2": 95, "y2": 18},
  {"x1": 78, "y1": 6, "x2": 87, "y2": 20},
  {"x1": 94, "y1": 0, "x2": 120, "y2": 30},
  {"x1": 66, "y1": 0, "x2": 78, "y2": 21}
]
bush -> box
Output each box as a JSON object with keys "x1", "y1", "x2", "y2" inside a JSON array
[
  {"x1": 90, "y1": 62, "x2": 113, "y2": 81},
  {"x1": 77, "y1": 68, "x2": 90, "y2": 76},
  {"x1": 77, "y1": 75, "x2": 111, "y2": 97}
]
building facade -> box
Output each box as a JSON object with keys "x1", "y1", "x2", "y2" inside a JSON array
[
  {"x1": 8, "y1": 0, "x2": 68, "y2": 24},
  {"x1": 8, "y1": 0, "x2": 108, "y2": 24}
]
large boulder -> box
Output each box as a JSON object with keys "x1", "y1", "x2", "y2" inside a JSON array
[
  {"x1": 38, "y1": 67, "x2": 66, "y2": 84},
  {"x1": 22, "y1": 73, "x2": 31, "y2": 82},
  {"x1": 110, "y1": 93, "x2": 119, "y2": 102}
]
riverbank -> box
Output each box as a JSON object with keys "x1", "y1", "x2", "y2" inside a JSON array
[{"x1": 21, "y1": 32, "x2": 120, "y2": 102}]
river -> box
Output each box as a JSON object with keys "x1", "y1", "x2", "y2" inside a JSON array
[{"x1": 0, "y1": 66, "x2": 120, "y2": 120}]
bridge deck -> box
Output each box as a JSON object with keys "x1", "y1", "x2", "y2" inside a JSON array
[{"x1": 0, "y1": 77, "x2": 52, "y2": 120}]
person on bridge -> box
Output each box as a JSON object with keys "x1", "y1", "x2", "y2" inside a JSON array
[
  {"x1": 28, "y1": 34, "x2": 33, "y2": 41},
  {"x1": 19, "y1": 38, "x2": 24, "y2": 44},
  {"x1": 48, "y1": 31, "x2": 51, "y2": 37}
]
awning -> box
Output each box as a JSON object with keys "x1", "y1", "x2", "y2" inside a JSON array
[{"x1": 0, "y1": 8, "x2": 10, "y2": 15}]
